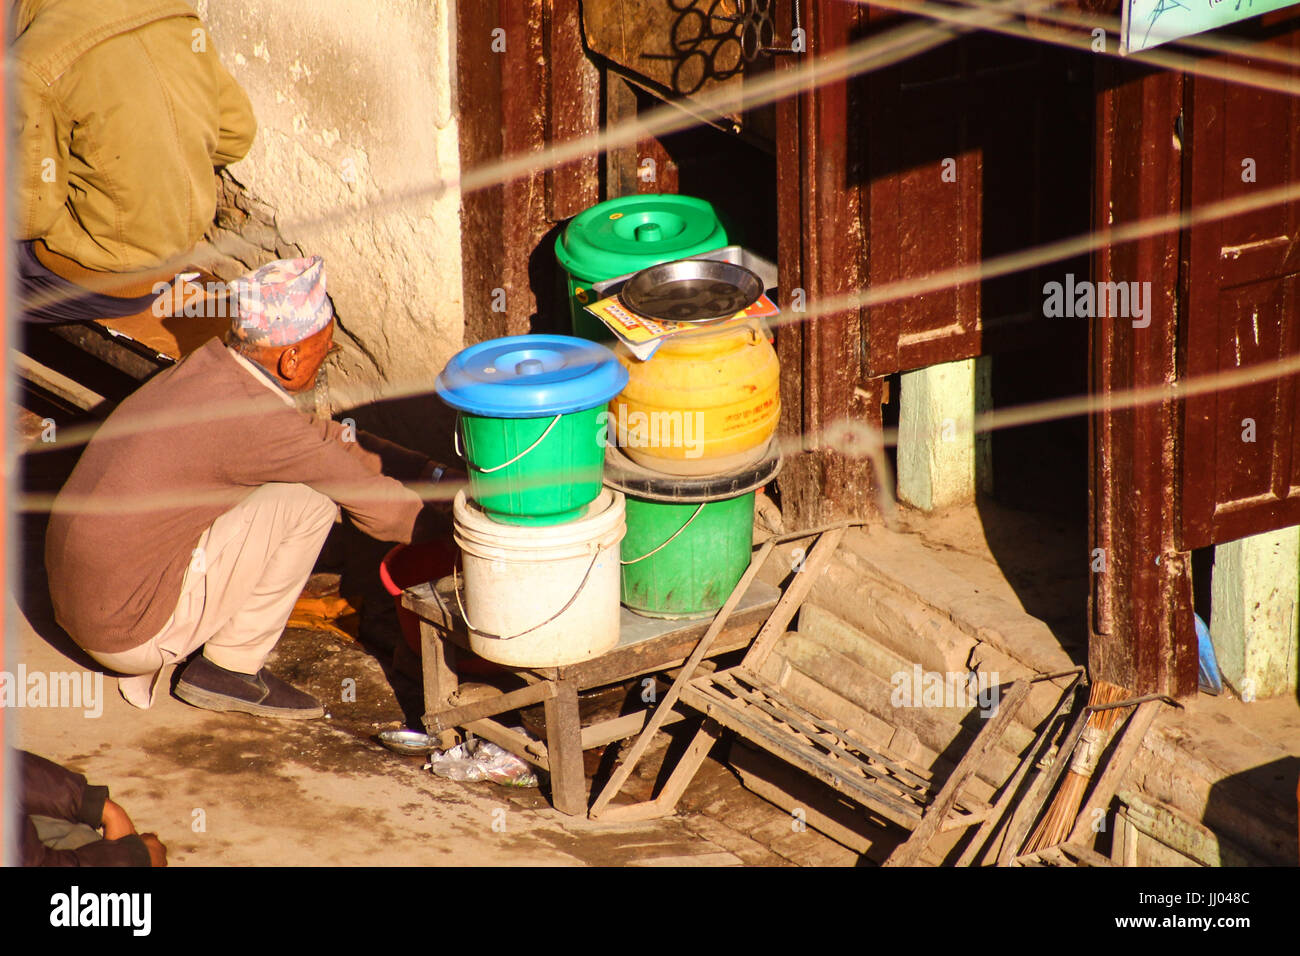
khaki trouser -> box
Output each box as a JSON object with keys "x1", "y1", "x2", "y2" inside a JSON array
[{"x1": 90, "y1": 483, "x2": 338, "y2": 709}]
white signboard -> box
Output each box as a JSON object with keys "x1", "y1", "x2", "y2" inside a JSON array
[{"x1": 1123, "y1": 0, "x2": 1299, "y2": 53}]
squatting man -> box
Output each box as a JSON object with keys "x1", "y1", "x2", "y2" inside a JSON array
[{"x1": 45, "y1": 257, "x2": 462, "y2": 718}]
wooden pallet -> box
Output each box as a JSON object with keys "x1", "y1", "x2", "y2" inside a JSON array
[
  {"x1": 588, "y1": 523, "x2": 1083, "y2": 865},
  {"x1": 681, "y1": 667, "x2": 940, "y2": 831}
]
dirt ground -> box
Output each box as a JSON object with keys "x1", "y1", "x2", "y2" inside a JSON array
[{"x1": 11, "y1": 609, "x2": 782, "y2": 866}]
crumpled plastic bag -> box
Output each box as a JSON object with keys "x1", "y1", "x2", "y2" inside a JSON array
[{"x1": 426, "y1": 738, "x2": 539, "y2": 788}]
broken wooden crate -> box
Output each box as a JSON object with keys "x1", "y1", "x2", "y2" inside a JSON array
[{"x1": 590, "y1": 526, "x2": 1088, "y2": 865}]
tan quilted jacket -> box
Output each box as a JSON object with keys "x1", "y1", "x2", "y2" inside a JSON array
[{"x1": 10, "y1": 0, "x2": 256, "y2": 272}]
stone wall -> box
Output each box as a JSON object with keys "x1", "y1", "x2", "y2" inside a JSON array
[{"x1": 194, "y1": 0, "x2": 464, "y2": 451}]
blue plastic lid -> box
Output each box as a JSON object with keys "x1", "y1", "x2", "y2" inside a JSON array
[{"x1": 434, "y1": 335, "x2": 629, "y2": 418}]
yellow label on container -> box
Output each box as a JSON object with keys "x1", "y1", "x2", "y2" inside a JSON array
[{"x1": 584, "y1": 293, "x2": 779, "y2": 348}]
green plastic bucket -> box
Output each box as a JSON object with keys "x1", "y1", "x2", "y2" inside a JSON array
[
  {"x1": 457, "y1": 407, "x2": 606, "y2": 525},
  {"x1": 555, "y1": 194, "x2": 728, "y2": 341},
  {"x1": 435, "y1": 335, "x2": 628, "y2": 526},
  {"x1": 604, "y1": 440, "x2": 781, "y2": 619}
]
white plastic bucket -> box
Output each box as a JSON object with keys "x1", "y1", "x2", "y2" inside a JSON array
[{"x1": 453, "y1": 487, "x2": 625, "y2": 667}]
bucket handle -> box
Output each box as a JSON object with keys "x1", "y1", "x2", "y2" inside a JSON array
[
  {"x1": 451, "y1": 543, "x2": 607, "y2": 641},
  {"x1": 455, "y1": 413, "x2": 563, "y2": 474},
  {"x1": 620, "y1": 502, "x2": 705, "y2": 566}
]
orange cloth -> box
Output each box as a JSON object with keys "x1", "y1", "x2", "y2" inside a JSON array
[{"x1": 287, "y1": 593, "x2": 361, "y2": 641}]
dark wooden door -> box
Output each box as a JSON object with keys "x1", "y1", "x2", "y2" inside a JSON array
[
  {"x1": 861, "y1": 31, "x2": 1093, "y2": 377},
  {"x1": 1179, "y1": 22, "x2": 1300, "y2": 550}
]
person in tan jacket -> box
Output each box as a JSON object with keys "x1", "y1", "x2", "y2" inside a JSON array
[{"x1": 10, "y1": 0, "x2": 256, "y2": 323}]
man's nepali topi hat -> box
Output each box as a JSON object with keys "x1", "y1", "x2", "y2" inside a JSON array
[{"x1": 230, "y1": 256, "x2": 333, "y2": 347}]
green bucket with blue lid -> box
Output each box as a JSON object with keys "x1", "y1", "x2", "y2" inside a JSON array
[
  {"x1": 555, "y1": 194, "x2": 729, "y2": 341},
  {"x1": 435, "y1": 335, "x2": 628, "y2": 526}
]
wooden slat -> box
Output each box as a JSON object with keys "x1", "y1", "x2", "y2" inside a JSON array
[
  {"x1": 955, "y1": 671, "x2": 1084, "y2": 866},
  {"x1": 587, "y1": 539, "x2": 777, "y2": 818},
  {"x1": 742, "y1": 525, "x2": 847, "y2": 667},
  {"x1": 711, "y1": 672, "x2": 931, "y2": 804},
  {"x1": 48, "y1": 323, "x2": 163, "y2": 379},
  {"x1": 940, "y1": 807, "x2": 989, "y2": 833},
  {"x1": 1039, "y1": 845, "x2": 1068, "y2": 866},
  {"x1": 13, "y1": 351, "x2": 113, "y2": 412},
  {"x1": 1060, "y1": 843, "x2": 1118, "y2": 868},
  {"x1": 594, "y1": 720, "x2": 723, "y2": 823},
  {"x1": 545, "y1": 679, "x2": 587, "y2": 815},
  {"x1": 579, "y1": 708, "x2": 685, "y2": 751},
  {"x1": 1016, "y1": 842, "x2": 1117, "y2": 868},
  {"x1": 737, "y1": 668, "x2": 934, "y2": 792},
  {"x1": 425, "y1": 681, "x2": 557, "y2": 733},
  {"x1": 885, "y1": 679, "x2": 1032, "y2": 867},
  {"x1": 681, "y1": 682, "x2": 925, "y2": 827},
  {"x1": 462, "y1": 718, "x2": 549, "y2": 773},
  {"x1": 419, "y1": 617, "x2": 459, "y2": 749}
]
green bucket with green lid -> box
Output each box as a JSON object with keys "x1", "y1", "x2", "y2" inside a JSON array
[
  {"x1": 604, "y1": 439, "x2": 781, "y2": 618},
  {"x1": 555, "y1": 194, "x2": 729, "y2": 341},
  {"x1": 436, "y1": 335, "x2": 628, "y2": 526}
]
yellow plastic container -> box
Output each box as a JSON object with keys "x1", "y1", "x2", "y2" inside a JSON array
[{"x1": 610, "y1": 319, "x2": 780, "y2": 476}]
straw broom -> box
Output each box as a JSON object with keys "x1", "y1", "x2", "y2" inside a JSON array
[{"x1": 1021, "y1": 678, "x2": 1129, "y2": 854}]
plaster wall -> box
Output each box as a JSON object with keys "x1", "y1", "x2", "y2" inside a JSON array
[{"x1": 195, "y1": 0, "x2": 464, "y2": 449}]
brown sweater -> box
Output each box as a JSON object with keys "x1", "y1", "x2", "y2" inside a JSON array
[{"x1": 46, "y1": 339, "x2": 434, "y2": 654}]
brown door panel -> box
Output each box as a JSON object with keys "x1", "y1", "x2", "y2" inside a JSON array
[
  {"x1": 1179, "y1": 23, "x2": 1300, "y2": 550},
  {"x1": 862, "y1": 33, "x2": 1093, "y2": 377},
  {"x1": 865, "y1": 112, "x2": 981, "y2": 376}
]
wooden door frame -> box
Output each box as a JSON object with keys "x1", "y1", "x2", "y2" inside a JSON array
[
  {"x1": 456, "y1": 0, "x2": 601, "y2": 346},
  {"x1": 454, "y1": 1, "x2": 1199, "y2": 694},
  {"x1": 1090, "y1": 59, "x2": 1197, "y2": 698},
  {"x1": 774, "y1": 0, "x2": 881, "y2": 527}
]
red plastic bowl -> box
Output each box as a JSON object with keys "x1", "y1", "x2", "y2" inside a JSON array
[{"x1": 379, "y1": 540, "x2": 501, "y2": 675}]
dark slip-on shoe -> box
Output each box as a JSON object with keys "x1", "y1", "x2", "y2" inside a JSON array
[{"x1": 175, "y1": 655, "x2": 325, "y2": 720}]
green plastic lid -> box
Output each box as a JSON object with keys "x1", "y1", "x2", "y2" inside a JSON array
[{"x1": 555, "y1": 194, "x2": 728, "y2": 283}]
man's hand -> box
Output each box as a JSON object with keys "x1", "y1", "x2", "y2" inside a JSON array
[
  {"x1": 101, "y1": 799, "x2": 136, "y2": 840},
  {"x1": 420, "y1": 461, "x2": 467, "y2": 484},
  {"x1": 420, "y1": 461, "x2": 467, "y2": 508},
  {"x1": 140, "y1": 833, "x2": 168, "y2": 867}
]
